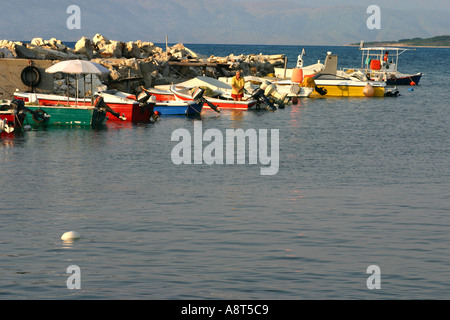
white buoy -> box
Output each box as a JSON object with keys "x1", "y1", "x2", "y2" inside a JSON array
[{"x1": 61, "y1": 231, "x2": 81, "y2": 241}]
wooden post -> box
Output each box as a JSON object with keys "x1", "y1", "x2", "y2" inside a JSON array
[{"x1": 283, "y1": 56, "x2": 288, "y2": 79}]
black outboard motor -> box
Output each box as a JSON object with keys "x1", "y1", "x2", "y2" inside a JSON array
[
  {"x1": 94, "y1": 96, "x2": 126, "y2": 121},
  {"x1": 10, "y1": 99, "x2": 49, "y2": 124},
  {"x1": 136, "y1": 89, "x2": 159, "y2": 121},
  {"x1": 250, "y1": 88, "x2": 277, "y2": 111},
  {"x1": 314, "y1": 86, "x2": 328, "y2": 96},
  {"x1": 190, "y1": 87, "x2": 220, "y2": 113}
]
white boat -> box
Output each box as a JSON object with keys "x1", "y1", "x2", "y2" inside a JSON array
[
  {"x1": 168, "y1": 85, "x2": 257, "y2": 111},
  {"x1": 340, "y1": 42, "x2": 423, "y2": 85},
  {"x1": 274, "y1": 48, "x2": 325, "y2": 79},
  {"x1": 152, "y1": 76, "x2": 261, "y2": 110}
]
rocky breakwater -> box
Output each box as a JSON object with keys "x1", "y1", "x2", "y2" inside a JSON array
[{"x1": 0, "y1": 34, "x2": 286, "y2": 96}]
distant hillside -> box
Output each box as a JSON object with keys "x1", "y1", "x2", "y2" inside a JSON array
[
  {"x1": 1, "y1": 0, "x2": 450, "y2": 45},
  {"x1": 353, "y1": 35, "x2": 450, "y2": 47}
]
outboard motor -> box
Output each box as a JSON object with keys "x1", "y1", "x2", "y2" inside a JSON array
[
  {"x1": 260, "y1": 81, "x2": 289, "y2": 108},
  {"x1": 191, "y1": 87, "x2": 220, "y2": 113},
  {"x1": 314, "y1": 86, "x2": 328, "y2": 96},
  {"x1": 10, "y1": 99, "x2": 49, "y2": 125},
  {"x1": 94, "y1": 96, "x2": 126, "y2": 121},
  {"x1": 250, "y1": 88, "x2": 277, "y2": 111},
  {"x1": 137, "y1": 89, "x2": 159, "y2": 121}
]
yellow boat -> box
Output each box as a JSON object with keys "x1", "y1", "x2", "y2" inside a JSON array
[
  {"x1": 310, "y1": 73, "x2": 386, "y2": 97},
  {"x1": 274, "y1": 52, "x2": 398, "y2": 98}
]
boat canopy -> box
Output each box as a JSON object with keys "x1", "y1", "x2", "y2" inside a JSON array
[{"x1": 358, "y1": 42, "x2": 416, "y2": 73}]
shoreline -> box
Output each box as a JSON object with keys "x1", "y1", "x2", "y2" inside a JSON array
[{"x1": 345, "y1": 44, "x2": 450, "y2": 48}]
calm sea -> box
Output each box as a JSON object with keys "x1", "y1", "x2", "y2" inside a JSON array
[{"x1": 1, "y1": 44, "x2": 449, "y2": 301}]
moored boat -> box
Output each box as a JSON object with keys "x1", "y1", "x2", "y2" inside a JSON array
[
  {"x1": 10, "y1": 95, "x2": 108, "y2": 127},
  {"x1": 21, "y1": 103, "x2": 107, "y2": 127},
  {"x1": 340, "y1": 42, "x2": 423, "y2": 85},
  {"x1": 1, "y1": 98, "x2": 50, "y2": 135},
  {"x1": 309, "y1": 73, "x2": 387, "y2": 97},
  {"x1": 14, "y1": 91, "x2": 155, "y2": 123},
  {"x1": 152, "y1": 76, "x2": 259, "y2": 110},
  {"x1": 306, "y1": 53, "x2": 397, "y2": 97},
  {"x1": 1, "y1": 110, "x2": 26, "y2": 136},
  {"x1": 98, "y1": 89, "x2": 203, "y2": 116},
  {"x1": 168, "y1": 84, "x2": 257, "y2": 111}
]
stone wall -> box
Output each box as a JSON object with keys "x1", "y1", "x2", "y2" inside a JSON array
[
  {"x1": 0, "y1": 59, "x2": 54, "y2": 99},
  {"x1": 1, "y1": 34, "x2": 286, "y2": 97}
]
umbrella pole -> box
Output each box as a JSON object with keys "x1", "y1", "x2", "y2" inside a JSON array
[
  {"x1": 67, "y1": 74, "x2": 69, "y2": 107},
  {"x1": 91, "y1": 74, "x2": 94, "y2": 105},
  {"x1": 76, "y1": 75, "x2": 78, "y2": 107},
  {"x1": 83, "y1": 74, "x2": 86, "y2": 106}
]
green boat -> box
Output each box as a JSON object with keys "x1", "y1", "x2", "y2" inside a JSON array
[{"x1": 20, "y1": 103, "x2": 107, "y2": 127}]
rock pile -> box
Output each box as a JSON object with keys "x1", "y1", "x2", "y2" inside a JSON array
[{"x1": 1, "y1": 34, "x2": 286, "y2": 94}]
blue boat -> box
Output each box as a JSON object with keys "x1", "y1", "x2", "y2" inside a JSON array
[
  {"x1": 153, "y1": 100, "x2": 203, "y2": 116},
  {"x1": 103, "y1": 89, "x2": 203, "y2": 116}
]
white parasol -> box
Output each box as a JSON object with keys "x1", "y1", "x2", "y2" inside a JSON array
[
  {"x1": 45, "y1": 60, "x2": 110, "y2": 106},
  {"x1": 46, "y1": 59, "x2": 110, "y2": 74}
]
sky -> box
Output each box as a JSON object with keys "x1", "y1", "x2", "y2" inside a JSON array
[{"x1": 1, "y1": 0, "x2": 449, "y2": 45}]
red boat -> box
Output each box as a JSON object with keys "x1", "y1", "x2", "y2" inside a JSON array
[
  {"x1": 13, "y1": 91, "x2": 154, "y2": 123},
  {"x1": 0, "y1": 100, "x2": 32, "y2": 137},
  {"x1": 167, "y1": 85, "x2": 257, "y2": 111},
  {"x1": 1, "y1": 112, "x2": 21, "y2": 137},
  {"x1": 144, "y1": 76, "x2": 258, "y2": 111}
]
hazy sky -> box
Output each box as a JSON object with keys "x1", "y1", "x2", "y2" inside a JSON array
[
  {"x1": 1, "y1": 0, "x2": 449, "y2": 45},
  {"x1": 232, "y1": 0, "x2": 450, "y2": 11}
]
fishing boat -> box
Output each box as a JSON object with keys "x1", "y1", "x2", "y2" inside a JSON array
[
  {"x1": 310, "y1": 73, "x2": 388, "y2": 97},
  {"x1": 0, "y1": 98, "x2": 53, "y2": 135},
  {"x1": 0, "y1": 108, "x2": 26, "y2": 136},
  {"x1": 21, "y1": 103, "x2": 107, "y2": 127},
  {"x1": 13, "y1": 91, "x2": 155, "y2": 123},
  {"x1": 97, "y1": 89, "x2": 203, "y2": 116},
  {"x1": 238, "y1": 75, "x2": 314, "y2": 99},
  {"x1": 340, "y1": 42, "x2": 423, "y2": 85},
  {"x1": 307, "y1": 52, "x2": 398, "y2": 97},
  {"x1": 168, "y1": 84, "x2": 257, "y2": 111},
  {"x1": 151, "y1": 76, "x2": 259, "y2": 110}
]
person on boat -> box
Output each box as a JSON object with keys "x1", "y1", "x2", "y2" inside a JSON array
[
  {"x1": 231, "y1": 70, "x2": 245, "y2": 101},
  {"x1": 384, "y1": 51, "x2": 389, "y2": 62}
]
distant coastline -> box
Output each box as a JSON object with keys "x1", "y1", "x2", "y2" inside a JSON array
[{"x1": 347, "y1": 35, "x2": 450, "y2": 48}]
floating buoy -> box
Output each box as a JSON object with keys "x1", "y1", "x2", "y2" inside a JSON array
[
  {"x1": 408, "y1": 88, "x2": 414, "y2": 91},
  {"x1": 291, "y1": 68, "x2": 303, "y2": 83},
  {"x1": 61, "y1": 231, "x2": 81, "y2": 241},
  {"x1": 363, "y1": 83, "x2": 374, "y2": 97},
  {"x1": 410, "y1": 81, "x2": 416, "y2": 86}
]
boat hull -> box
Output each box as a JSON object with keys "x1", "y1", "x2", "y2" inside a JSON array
[
  {"x1": 168, "y1": 87, "x2": 257, "y2": 110},
  {"x1": 174, "y1": 94, "x2": 256, "y2": 111},
  {"x1": 14, "y1": 92, "x2": 152, "y2": 123},
  {"x1": 22, "y1": 105, "x2": 106, "y2": 127},
  {"x1": 310, "y1": 82, "x2": 386, "y2": 97},
  {"x1": 385, "y1": 73, "x2": 422, "y2": 85},
  {"x1": 154, "y1": 101, "x2": 203, "y2": 115}
]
